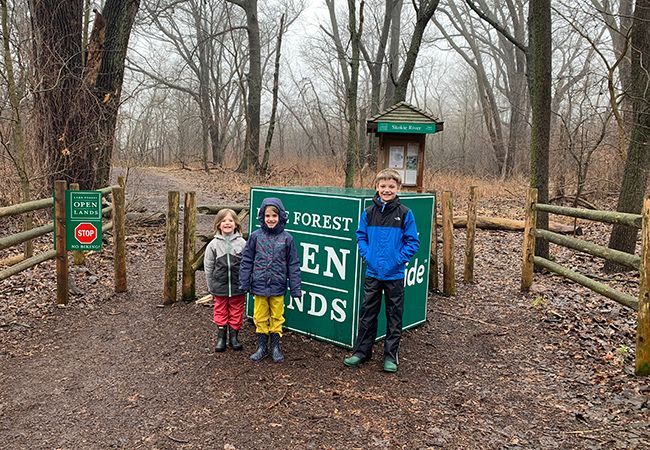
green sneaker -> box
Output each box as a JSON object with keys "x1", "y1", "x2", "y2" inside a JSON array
[
  {"x1": 383, "y1": 359, "x2": 398, "y2": 373},
  {"x1": 343, "y1": 355, "x2": 364, "y2": 367}
]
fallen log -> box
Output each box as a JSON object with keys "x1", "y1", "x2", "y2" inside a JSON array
[
  {"x1": 437, "y1": 215, "x2": 581, "y2": 235},
  {"x1": 125, "y1": 212, "x2": 166, "y2": 226}
]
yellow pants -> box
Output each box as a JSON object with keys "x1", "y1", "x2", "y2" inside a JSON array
[{"x1": 253, "y1": 295, "x2": 285, "y2": 335}]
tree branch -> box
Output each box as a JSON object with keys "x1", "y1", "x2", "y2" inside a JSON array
[{"x1": 464, "y1": 0, "x2": 527, "y2": 53}]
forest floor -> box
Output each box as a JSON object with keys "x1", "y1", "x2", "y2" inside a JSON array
[{"x1": 0, "y1": 167, "x2": 648, "y2": 450}]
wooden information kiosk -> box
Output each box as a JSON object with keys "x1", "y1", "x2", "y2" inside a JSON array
[{"x1": 366, "y1": 102, "x2": 444, "y2": 192}]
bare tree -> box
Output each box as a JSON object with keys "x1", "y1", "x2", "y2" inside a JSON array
[
  {"x1": 344, "y1": 0, "x2": 364, "y2": 187},
  {"x1": 605, "y1": 0, "x2": 650, "y2": 272},
  {"x1": 465, "y1": 0, "x2": 552, "y2": 258},
  {"x1": 130, "y1": 1, "x2": 245, "y2": 171},
  {"x1": 388, "y1": 0, "x2": 440, "y2": 104},
  {"x1": 1, "y1": 0, "x2": 32, "y2": 256},
  {"x1": 227, "y1": 0, "x2": 262, "y2": 174},
  {"x1": 261, "y1": 13, "x2": 285, "y2": 173}
]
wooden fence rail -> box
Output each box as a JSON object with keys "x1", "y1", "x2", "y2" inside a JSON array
[
  {"x1": 521, "y1": 187, "x2": 650, "y2": 376},
  {"x1": 0, "y1": 179, "x2": 127, "y2": 304}
]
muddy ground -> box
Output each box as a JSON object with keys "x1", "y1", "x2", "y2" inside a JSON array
[{"x1": 0, "y1": 167, "x2": 648, "y2": 449}]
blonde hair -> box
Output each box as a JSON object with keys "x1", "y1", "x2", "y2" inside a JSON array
[
  {"x1": 264, "y1": 205, "x2": 279, "y2": 215},
  {"x1": 213, "y1": 208, "x2": 242, "y2": 234},
  {"x1": 374, "y1": 168, "x2": 402, "y2": 187}
]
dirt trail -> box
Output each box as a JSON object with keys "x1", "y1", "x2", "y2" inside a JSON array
[{"x1": 0, "y1": 168, "x2": 648, "y2": 449}]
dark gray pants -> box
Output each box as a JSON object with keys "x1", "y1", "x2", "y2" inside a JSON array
[{"x1": 353, "y1": 277, "x2": 404, "y2": 363}]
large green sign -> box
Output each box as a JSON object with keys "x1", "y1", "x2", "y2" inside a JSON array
[
  {"x1": 377, "y1": 121, "x2": 437, "y2": 134},
  {"x1": 247, "y1": 187, "x2": 434, "y2": 348},
  {"x1": 65, "y1": 190, "x2": 103, "y2": 251}
]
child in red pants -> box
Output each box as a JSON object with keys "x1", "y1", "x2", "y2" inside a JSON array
[{"x1": 204, "y1": 209, "x2": 247, "y2": 352}]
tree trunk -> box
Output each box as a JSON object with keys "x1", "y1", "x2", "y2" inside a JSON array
[
  {"x1": 605, "y1": 0, "x2": 650, "y2": 272},
  {"x1": 392, "y1": 1, "x2": 440, "y2": 103},
  {"x1": 30, "y1": 0, "x2": 139, "y2": 190},
  {"x1": 230, "y1": 0, "x2": 261, "y2": 174},
  {"x1": 360, "y1": 0, "x2": 394, "y2": 167},
  {"x1": 527, "y1": 0, "x2": 552, "y2": 259},
  {"x1": 262, "y1": 14, "x2": 285, "y2": 174},
  {"x1": 30, "y1": 0, "x2": 84, "y2": 188},
  {"x1": 344, "y1": 0, "x2": 362, "y2": 188},
  {"x1": 209, "y1": 119, "x2": 223, "y2": 166},
  {"x1": 384, "y1": 0, "x2": 402, "y2": 108}
]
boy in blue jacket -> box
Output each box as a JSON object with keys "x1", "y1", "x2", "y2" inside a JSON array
[
  {"x1": 239, "y1": 197, "x2": 302, "y2": 363},
  {"x1": 344, "y1": 169, "x2": 420, "y2": 373}
]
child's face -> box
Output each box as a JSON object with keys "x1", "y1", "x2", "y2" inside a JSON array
[
  {"x1": 264, "y1": 208, "x2": 279, "y2": 229},
  {"x1": 377, "y1": 178, "x2": 399, "y2": 202},
  {"x1": 219, "y1": 214, "x2": 236, "y2": 235}
]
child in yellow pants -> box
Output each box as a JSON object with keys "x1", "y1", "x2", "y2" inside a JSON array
[{"x1": 239, "y1": 198, "x2": 302, "y2": 363}]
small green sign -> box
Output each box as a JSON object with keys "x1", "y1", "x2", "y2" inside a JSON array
[
  {"x1": 65, "y1": 190, "x2": 103, "y2": 251},
  {"x1": 377, "y1": 121, "x2": 437, "y2": 134}
]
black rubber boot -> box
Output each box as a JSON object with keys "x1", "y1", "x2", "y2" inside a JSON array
[
  {"x1": 215, "y1": 326, "x2": 227, "y2": 352},
  {"x1": 249, "y1": 333, "x2": 269, "y2": 362},
  {"x1": 270, "y1": 333, "x2": 284, "y2": 363},
  {"x1": 229, "y1": 326, "x2": 243, "y2": 351}
]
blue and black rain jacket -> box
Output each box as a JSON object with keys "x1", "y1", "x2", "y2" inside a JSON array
[{"x1": 357, "y1": 194, "x2": 420, "y2": 281}]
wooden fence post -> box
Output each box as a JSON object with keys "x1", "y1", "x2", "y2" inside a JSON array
[
  {"x1": 54, "y1": 180, "x2": 68, "y2": 305},
  {"x1": 112, "y1": 184, "x2": 127, "y2": 293},
  {"x1": 442, "y1": 191, "x2": 455, "y2": 296},
  {"x1": 182, "y1": 192, "x2": 197, "y2": 301},
  {"x1": 521, "y1": 188, "x2": 538, "y2": 291},
  {"x1": 429, "y1": 191, "x2": 439, "y2": 292},
  {"x1": 163, "y1": 191, "x2": 180, "y2": 304},
  {"x1": 636, "y1": 197, "x2": 650, "y2": 376},
  {"x1": 464, "y1": 186, "x2": 478, "y2": 283}
]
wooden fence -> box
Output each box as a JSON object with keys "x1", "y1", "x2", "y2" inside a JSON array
[
  {"x1": 0, "y1": 178, "x2": 127, "y2": 304},
  {"x1": 521, "y1": 188, "x2": 650, "y2": 376},
  {"x1": 162, "y1": 188, "x2": 484, "y2": 304}
]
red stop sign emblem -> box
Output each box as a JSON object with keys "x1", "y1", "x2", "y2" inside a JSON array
[{"x1": 75, "y1": 223, "x2": 97, "y2": 244}]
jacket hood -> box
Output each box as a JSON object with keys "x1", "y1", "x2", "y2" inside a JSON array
[{"x1": 257, "y1": 197, "x2": 288, "y2": 233}]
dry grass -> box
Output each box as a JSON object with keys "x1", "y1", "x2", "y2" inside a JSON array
[{"x1": 156, "y1": 159, "x2": 532, "y2": 220}]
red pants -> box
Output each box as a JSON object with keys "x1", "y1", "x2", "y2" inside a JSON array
[{"x1": 213, "y1": 294, "x2": 246, "y2": 329}]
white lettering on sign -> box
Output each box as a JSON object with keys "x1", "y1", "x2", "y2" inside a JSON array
[
  {"x1": 287, "y1": 291, "x2": 348, "y2": 322},
  {"x1": 323, "y1": 247, "x2": 350, "y2": 279},
  {"x1": 300, "y1": 243, "x2": 320, "y2": 275},
  {"x1": 299, "y1": 243, "x2": 349, "y2": 280},
  {"x1": 307, "y1": 292, "x2": 327, "y2": 316},
  {"x1": 330, "y1": 298, "x2": 347, "y2": 322},
  {"x1": 72, "y1": 201, "x2": 99, "y2": 208},
  {"x1": 292, "y1": 212, "x2": 354, "y2": 232},
  {"x1": 77, "y1": 229, "x2": 95, "y2": 237},
  {"x1": 253, "y1": 207, "x2": 355, "y2": 233},
  {"x1": 404, "y1": 258, "x2": 426, "y2": 287}
]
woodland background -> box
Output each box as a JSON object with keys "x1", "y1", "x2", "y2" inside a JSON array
[{"x1": 0, "y1": 0, "x2": 649, "y2": 261}]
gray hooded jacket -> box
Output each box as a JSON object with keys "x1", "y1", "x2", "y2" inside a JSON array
[{"x1": 204, "y1": 231, "x2": 247, "y2": 297}]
